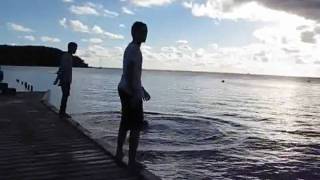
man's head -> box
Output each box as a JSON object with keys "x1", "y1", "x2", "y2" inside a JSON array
[
  {"x1": 68, "y1": 42, "x2": 77, "y2": 54},
  {"x1": 131, "y1": 21, "x2": 148, "y2": 43}
]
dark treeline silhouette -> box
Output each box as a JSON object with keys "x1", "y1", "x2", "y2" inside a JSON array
[{"x1": 0, "y1": 45, "x2": 88, "y2": 67}]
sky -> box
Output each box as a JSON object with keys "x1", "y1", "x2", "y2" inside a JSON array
[{"x1": 1, "y1": 0, "x2": 320, "y2": 77}]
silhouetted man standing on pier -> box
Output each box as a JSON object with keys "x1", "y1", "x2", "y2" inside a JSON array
[
  {"x1": 54, "y1": 42, "x2": 77, "y2": 118},
  {"x1": 116, "y1": 22, "x2": 150, "y2": 170}
]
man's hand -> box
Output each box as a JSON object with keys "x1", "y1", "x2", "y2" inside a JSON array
[
  {"x1": 53, "y1": 79, "x2": 59, "y2": 85},
  {"x1": 142, "y1": 87, "x2": 151, "y2": 101}
]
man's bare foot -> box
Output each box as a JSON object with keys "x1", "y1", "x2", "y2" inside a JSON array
[
  {"x1": 59, "y1": 113, "x2": 71, "y2": 119},
  {"x1": 128, "y1": 161, "x2": 145, "y2": 172}
]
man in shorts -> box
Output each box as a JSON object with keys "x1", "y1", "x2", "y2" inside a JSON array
[{"x1": 116, "y1": 21, "x2": 150, "y2": 169}]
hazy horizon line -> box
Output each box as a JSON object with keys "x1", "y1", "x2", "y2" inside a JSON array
[{"x1": 90, "y1": 66, "x2": 320, "y2": 79}]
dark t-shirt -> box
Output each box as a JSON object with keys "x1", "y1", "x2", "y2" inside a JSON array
[{"x1": 59, "y1": 52, "x2": 73, "y2": 84}]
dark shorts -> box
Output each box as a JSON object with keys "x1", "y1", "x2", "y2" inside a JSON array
[{"x1": 118, "y1": 88, "x2": 143, "y2": 131}]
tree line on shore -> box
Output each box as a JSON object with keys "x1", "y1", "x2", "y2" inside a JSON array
[{"x1": 0, "y1": 45, "x2": 88, "y2": 67}]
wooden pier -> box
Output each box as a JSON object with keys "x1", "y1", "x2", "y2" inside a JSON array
[{"x1": 0, "y1": 92, "x2": 160, "y2": 180}]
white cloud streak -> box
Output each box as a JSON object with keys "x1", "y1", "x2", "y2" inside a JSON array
[
  {"x1": 23, "y1": 35, "x2": 36, "y2": 41},
  {"x1": 41, "y1": 36, "x2": 61, "y2": 43},
  {"x1": 59, "y1": 18, "x2": 124, "y2": 40},
  {"x1": 69, "y1": 2, "x2": 119, "y2": 17},
  {"x1": 70, "y1": 4, "x2": 99, "y2": 16},
  {"x1": 82, "y1": 38, "x2": 104, "y2": 44},
  {"x1": 62, "y1": 0, "x2": 73, "y2": 3},
  {"x1": 122, "y1": 7, "x2": 135, "y2": 15},
  {"x1": 69, "y1": 19, "x2": 90, "y2": 32},
  {"x1": 131, "y1": 0, "x2": 174, "y2": 7},
  {"x1": 7, "y1": 22, "x2": 33, "y2": 32}
]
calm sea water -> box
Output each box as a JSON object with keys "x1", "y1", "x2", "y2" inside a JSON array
[{"x1": 3, "y1": 66, "x2": 320, "y2": 179}]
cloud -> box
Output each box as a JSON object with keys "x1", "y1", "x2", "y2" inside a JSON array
[
  {"x1": 23, "y1": 35, "x2": 36, "y2": 41},
  {"x1": 70, "y1": 4, "x2": 99, "y2": 16},
  {"x1": 282, "y1": 47, "x2": 299, "y2": 54},
  {"x1": 76, "y1": 38, "x2": 320, "y2": 76},
  {"x1": 103, "y1": 31, "x2": 125, "y2": 40},
  {"x1": 182, "y1": 1, "x2": 192, "y2": 8},
  {"x1": 195, "y1": 48, "x2": 205, "y2": 58},
  {"x1": 82, "y1": 38, "x2": 103, "y2": 44},
  {"x1": 60, "y1": 18, "x2": 124, "y2": 40},
  {"x1": 183, "y1": 0, "x2": 320, "y2": 22},
  {"x1": 181, "y1": 0, "x2": 320, "y2": 64},
  {"x1": 69, "y1": 2, "x2": 119, "y2": 17},
  {"x1": 122, "y1": 7, "x2": 135, "y2": 15},
  {"x1": 91, "y1": 25, "x2": 124, "y2": 39},
  {"x1": 314, "y1": 61, "x2": 320, "y2": 65},
  {"x1": 253, "y1": 51, "x2": 269, "y2": 62},
  {"x1": 41, "y1": 36, "x2": 61, "y2": 43},
  {"x1": 295, "y1": 59, "x2": 305, "y2": 64},
  {"x1": 301, "y1": 31, "x2": 316, "y2": 44},
  {"x1": 62, "y1": 0, "x2": 73, "y2": 3},
  {"x1": 176, "y1": 40, "x2": 188, "y2": 44},
  {"x1": 183, "y1": 1, "x2": 308, "y2": 23},
  {"x1": 89, "y1": 38, "x2": 103, "y2": 44},
  {"x1": 119, "y1": 24, "x2": 126, "y2": 28},
  {"x1": 77, "y1": 45, "x2": 125, "y2": 68},
  {"x1": 7, "y1": 22, "x2": 33, "y2": 32},
  {"x1": 92, "y1": 25, "x2": 104, "y2": 34},
  {"x1": 104, "y1": 9, "x2": 119, "y2": 17},
  {"x1": 182, "y1": 0, "x2": 320, "y2": 22},
  {"x1": 315, "y1": 26, "x2": 320, "y2": 34},
  {"x1": 245, "y1": 0, "x2": 320, "y2": 22},
  {"x1": 131, "y1": 0, "x2": 174, "y2": 7},
  {"x1": 69, "y1": 19, "x2": 90, "y2": 32},
  {"x1": 59, "y1": 18, "x2": 67, "y2": 28}
]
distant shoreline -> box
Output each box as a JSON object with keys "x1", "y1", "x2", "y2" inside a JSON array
[
  {"x1": 0, "y1": 45, "x2": 88, "y2": 68},
  {"x1": 89, "y1": 66, "x2": 320, "y2": 80},
  {"x1": 2, "y1": 65, "x2": 319, "y2": 80}
]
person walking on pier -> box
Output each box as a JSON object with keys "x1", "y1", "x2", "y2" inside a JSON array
[
  {"x1": 116, "y1": 21, "x2": 150, "y2": 170},
  {"x1": 54, "y1": 42, "x2": 77, "y2": 118}
]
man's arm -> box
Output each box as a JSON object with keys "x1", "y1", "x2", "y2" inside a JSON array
[
  {"x1": 127, "y1": 58, "x2": 136, "y2": 95},
  {"x1": 55, "y1": 54, "x2": 67, "y2": 83},
  {"x1": 54, "y1": 54, "x2": 66, "y2": 85}
]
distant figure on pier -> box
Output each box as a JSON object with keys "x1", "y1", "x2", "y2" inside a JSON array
[
  {"x1": 0, "y1": 66, "x2": 3, "y2": 82},
  {"x1": 116, "y1": 21, "x2": 150, "y2": 170},
  {"x1": 53, "y1": 42, "x2": 77, "y2": 119}
]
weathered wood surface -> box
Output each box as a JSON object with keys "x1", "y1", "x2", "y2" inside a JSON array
[{"x1": 0, "y1": 92, "x2": 147, "y2": 180}]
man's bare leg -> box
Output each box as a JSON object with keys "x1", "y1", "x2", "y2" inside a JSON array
[
  {"x1": 128, "y1": 129, "x2": 140, "y2": 167},
  {"x1": 116, "y1": 124, "x2": 127, "y2": 161}
]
